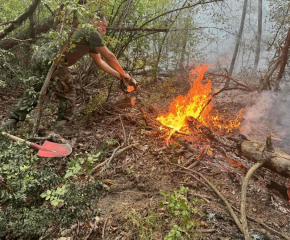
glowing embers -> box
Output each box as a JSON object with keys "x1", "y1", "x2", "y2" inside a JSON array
[{"x1": 156, "y1": 64, "x2": 243, "y2": 135}]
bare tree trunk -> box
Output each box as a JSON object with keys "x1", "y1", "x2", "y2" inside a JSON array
[
  {"x1": 225, "y1": 0, "x2": 248, "y2": 87},
  {"x1": 274, "y1": 27, "x2": 290, "y2": 91},
  {"x1": 253, "y1": 0, "x2": 262, "y2": 72}
]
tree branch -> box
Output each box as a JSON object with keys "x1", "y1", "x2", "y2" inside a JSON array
[
  {"x1": 0, "y1": 0, "x2": 41, "y2": 40},
  {"x1": 139, "y1": 0, "x2": 223, "y2": 29},
  {"x1": 33, "y1": 12, "x2": 78, "y2": 135},
  {"x1": 241, "y1": 136, "x2": 274, "y2": 240}
]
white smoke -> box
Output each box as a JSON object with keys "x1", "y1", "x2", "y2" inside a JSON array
[{"x1": 241, "y1": 87, "x2": 290, "y2": 152}]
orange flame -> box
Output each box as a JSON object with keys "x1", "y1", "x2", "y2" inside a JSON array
[{"x1": 156, "y1": 64, "x2": 242, "y2": 134}]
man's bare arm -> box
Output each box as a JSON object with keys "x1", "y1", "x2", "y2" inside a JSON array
[
  {"x1": 90, "y1": 53, "x2": 121, "y2": 79},
  {"x1": 94, "y1": 46, "x2": 130, "y2": 79}
]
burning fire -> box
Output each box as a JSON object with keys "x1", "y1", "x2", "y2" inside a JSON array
[{"x1": 156, "y1": 64, "x2": 242, "y2": 135}]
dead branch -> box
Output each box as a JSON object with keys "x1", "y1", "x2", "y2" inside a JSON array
[
  {"x1": 139, "y1": 105, "x2": 149, "y2": 126},
  {"x1": 200, "y1": 229, "x2": 216, "y2": 233},
  {"x1": 107, "y1": 27, "x2": 169, "y2": 32},
  {"x1": 139, "y1": 0, "x2": 223, "y2": 29},
  {"x1": 102, "y1": 217, "x2": 111, "y2": 239},
  {"x1": 231, "y1": 205, "x2": 289, "y2": 239},
  {"x1": 206, "y1": 73, "x2": 253, "y2": 91},
  {"x1": 241, "y1": 136, "x2": 274, "y2": 240},
  {"x1": 0, "y1": 179, "x2": 13, "y2": 192},
  {"x1": 100, "y1": 145, "x2": 121, "y2": 174},
  {"x1": 184, "y1": 155, "x2": 197, "y2": 167},
  {"x1": 119, "y1": 114, "x2": 127, "y2": 145},
  {"x1": 33, "y1": 13, "x2": 78, "y2": 135},
  {"x1": 92, "y1": 143, "x2": 139, "y2": 174},
  {"x1": 196, "y1": 87, "x2": 249, "y2": 120},
  {"x1": 171, "y1": 164, "x2": 244, "y2": 234},
  {"x1": 0, "y1": 0, "x2": 41, "y2": 40}
]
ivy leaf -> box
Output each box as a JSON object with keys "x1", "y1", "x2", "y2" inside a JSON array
[{"x1": 51, "y1": 199, "x2": 59, "y2": 206}]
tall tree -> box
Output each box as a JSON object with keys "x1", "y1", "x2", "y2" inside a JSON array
[
  {"x1": 274, "y1": 27, "x2": 290, "y2": 91},
  {"x1": 225, "y1": 0, "x2": 248, "y2": 87},
  {"x1": 253, "y1": 0, "x2": 262, "y2": 72}
]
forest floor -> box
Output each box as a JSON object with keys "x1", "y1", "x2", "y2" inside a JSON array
[{"x1": 1, "y1": 69, "x2": 290, "y2": 240}]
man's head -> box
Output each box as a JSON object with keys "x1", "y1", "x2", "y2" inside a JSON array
[{"x1": 91, "y1": 11, "x2": 107, "y2": 35}]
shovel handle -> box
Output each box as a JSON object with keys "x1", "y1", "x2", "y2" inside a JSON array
[{"x1": 1, "y1": 131, "x2": 32, "y2": 147}]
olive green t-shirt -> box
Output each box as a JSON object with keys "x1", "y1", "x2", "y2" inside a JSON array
[{"x1": 64, "y1": 28, "x2": 105, "y2": 66}]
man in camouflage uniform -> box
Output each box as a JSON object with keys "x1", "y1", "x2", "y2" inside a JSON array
[{"x1": 2, "y1": 13, "x2": 133, "y2": 132}]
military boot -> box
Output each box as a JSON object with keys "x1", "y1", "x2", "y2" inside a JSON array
[{"x1": 1, "y1": 119, "x2": 18, "y2": 131}]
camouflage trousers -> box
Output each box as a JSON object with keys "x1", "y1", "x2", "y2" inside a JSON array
[{"x1": 10, "y1": 48, "x2": 76, "y2": 122}]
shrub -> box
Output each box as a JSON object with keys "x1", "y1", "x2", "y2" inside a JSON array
[{"x1": 0, "y1": 135, "x2": 102, "y2": 239}]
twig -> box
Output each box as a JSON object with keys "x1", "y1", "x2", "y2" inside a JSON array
[
  {"x1": 106, "y1": 80, "x2": 114, "y2": 102},
  {"x1": 170, "y1": 164, "x2": 244, "y2": 234},
  {"x1": 119, "y1": 114, "x2": 127, "y2": 145},
  {"x1": 201, "y1": 229, "x2": 216, "y2": 233},
  {"x1": 231, "y1": 205, "x2": 289, "y2": 240},
  {"x1": 0, "y1": 179, "x2": 13, "y2": 192},
  {"x1": 102, "y1": 217, "x2": 111, "y2": 239},
  {"x1": 138, "y1": 105, "x2": 149, "y2": 126},
  {"x1": 193, "y1": 193, "x2": 212, "y2": 203},
  {"x1": 196, "y1": 87, "x2": 249, "y2": 120},
  {"x1": 85, "y1": 75, "x2": 107, "y2": 88},
  {"x1": 100, "y1": 145, "x2": 121, "y2": 174},
  {"x1": 240, "y1": 135, "x2": 274, "y2": 240},
  {"x1": 206, "y1": 73, "x2": 253, "y2": 91},
  {"x1": 44, "y1": 3, "x2": 54, "y2": 16},
  {"x1": 92, "y1": 143, "x2": 139, "y2": 174},
  {"x1": 84, "y1": 217, "x2": 98, "y2": 240}
]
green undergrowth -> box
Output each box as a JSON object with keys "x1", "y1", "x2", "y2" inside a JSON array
[
  {"x1": 0, "y1": 134, "x2": 104, "y2": 239},
  {"x1": 124, "y1": 186, "x2": 204, "y2": 240}
]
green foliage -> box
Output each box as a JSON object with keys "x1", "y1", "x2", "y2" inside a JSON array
[
  {"x1": 65, "y1": 151, "x2": 102, "y2": 178},
  {"x1": 125, "y1": 208, "x2": 161, "y2": 240},
  {"x1": 0, "y1": 135, "x2": 103, "y2": 239},
  {"x1": 123, "y1": 186, "x2": 204, "y2": 240},
  {"x1": 40, "y1": 185, "x2": 68, "y2": 206},
  {"x1": 159, "y1": 186, "x2": 204, "y2": 239},
  {"x1": 84, "y1": 89, "x2": 107, "y2": 114}
]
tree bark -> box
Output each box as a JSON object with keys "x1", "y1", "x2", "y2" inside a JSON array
[
  {"x1": 253, "y1": 0, "x2": 262, "y2": 72},
  {"x1": 0, "y1": 16, "x2": 54, "y2": 50},
  {"x1": 0, "y1": 0, "x2": 41, "y2": 40},
  {"x1": 225, "y1": 0, "x2": 248, "y2": 87},
  {"x1": 274, "y1": 27, "x2": 290, "y2": 91},
  {"x1": 240, "y1": 140, "x2": 290, "y2": 178}
]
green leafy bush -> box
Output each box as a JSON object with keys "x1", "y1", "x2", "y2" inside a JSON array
[
  {"x1": 159, "y1": 186, "x2": 204, "y2": 240},
  {"x1": 0, "y1": 135, "x2": 103, "y2": 239}
]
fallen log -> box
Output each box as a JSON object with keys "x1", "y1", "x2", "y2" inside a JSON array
[{"x1": 240, "y1": 140, "x2": 290, "y2": 178}]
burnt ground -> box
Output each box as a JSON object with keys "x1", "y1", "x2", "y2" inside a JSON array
[{"x1": 1, "y1": 71, "x2": 290, "y2": 240}]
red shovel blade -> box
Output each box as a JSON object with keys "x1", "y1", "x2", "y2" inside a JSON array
[{"x1": 37, "y1": 141, "x2": 72, "y2": 157}]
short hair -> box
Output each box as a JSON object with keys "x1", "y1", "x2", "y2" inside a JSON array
[{"x1": 91, "y1": 10, "x2": 106, "y2": 21}]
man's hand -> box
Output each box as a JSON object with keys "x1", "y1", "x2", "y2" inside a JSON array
[{"x1": 121, "y1": 74, "x2": 139, "y2": 93}]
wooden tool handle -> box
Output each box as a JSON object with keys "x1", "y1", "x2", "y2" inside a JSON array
[{"x1": 1, "y1": 131, "x2": 32, "y2": 146}]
